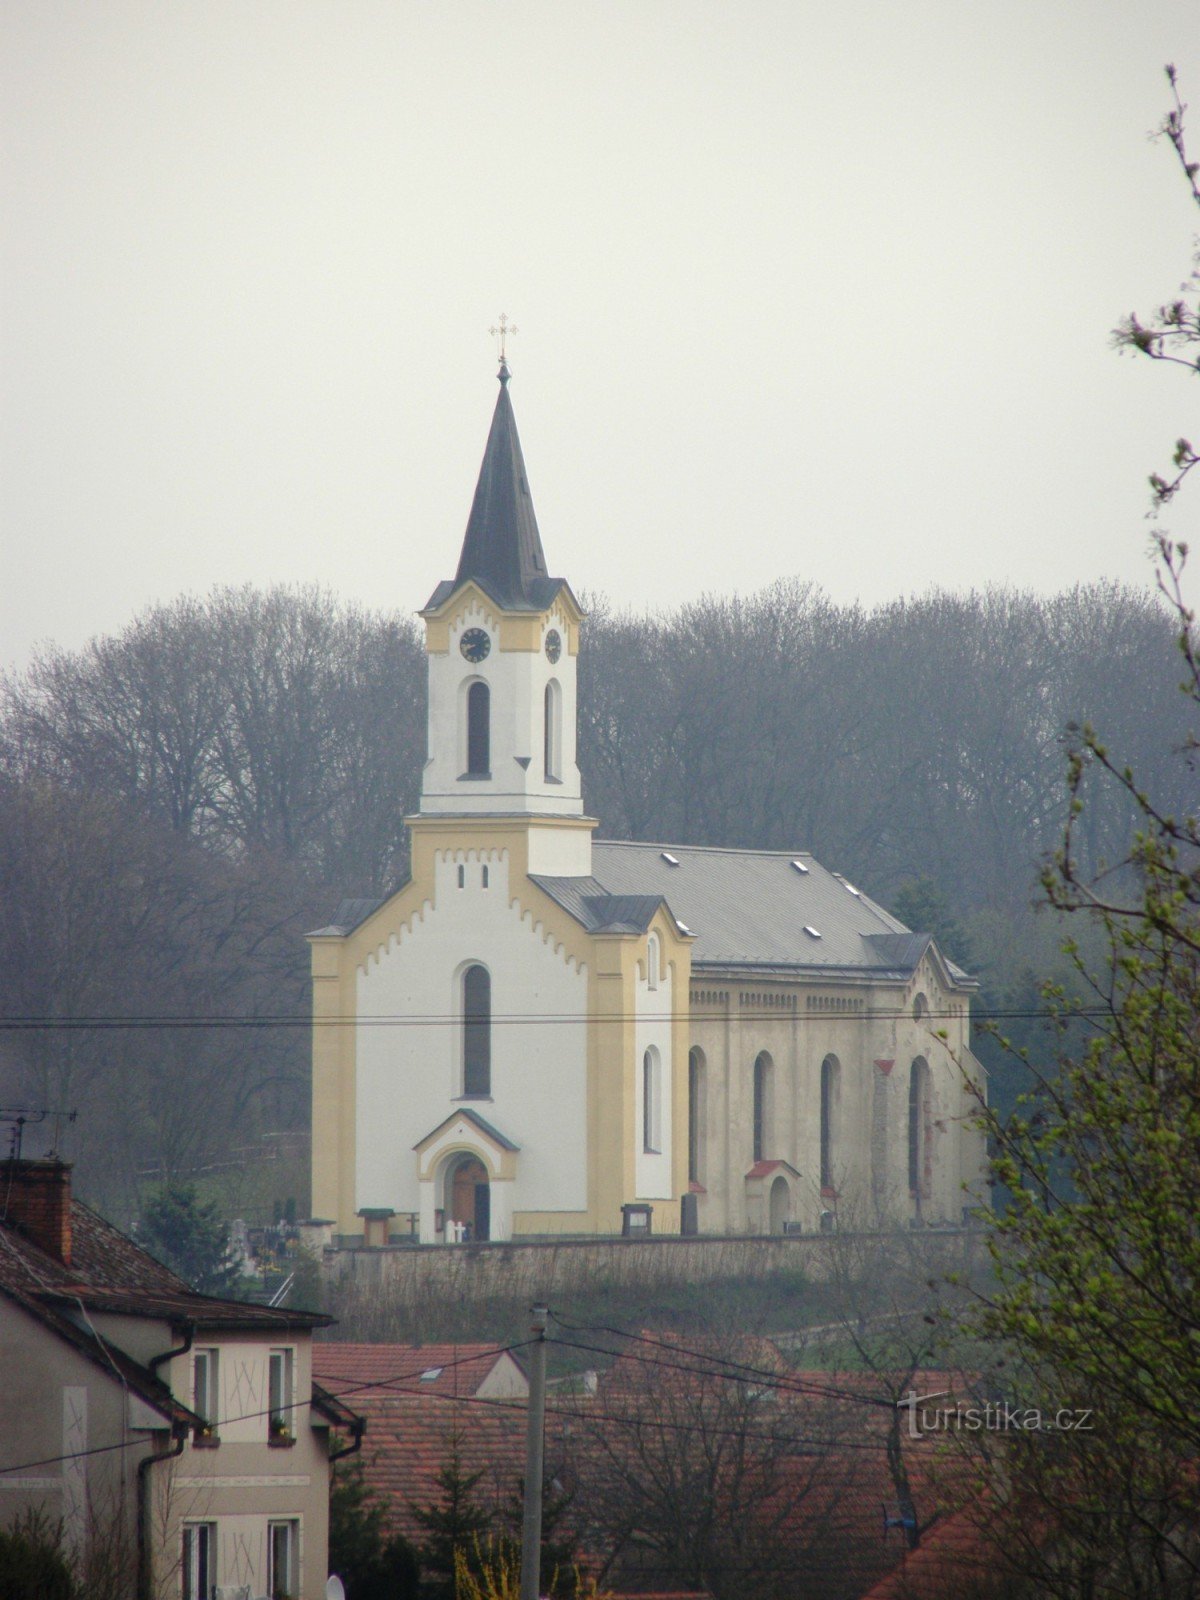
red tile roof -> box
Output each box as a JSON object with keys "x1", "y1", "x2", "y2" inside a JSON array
[
  {"x1": 859, "y1": 1509, "x2": 994, "y2": 1599},
  {"x1": 1, "y1": 1193, "x2": 329, "y2": 1330},
  {"x1": 314, "y1": 1342, "x2": 523, "y2": 1402},
  {"x1": 346, "y1": 1392, "x2": 541, "y2": 1541}
]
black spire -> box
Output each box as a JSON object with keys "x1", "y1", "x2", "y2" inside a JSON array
[{"x1": 424, "y1": 363, "x2": 561, "y2": 612}]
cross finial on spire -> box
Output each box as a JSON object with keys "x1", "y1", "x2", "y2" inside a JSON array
[{"x1": 489, "y1": 313, "x2": 517, "y2": 376}]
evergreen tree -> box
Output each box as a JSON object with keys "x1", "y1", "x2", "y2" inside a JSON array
[
  {"x1": 889, "y1": 875, "x2": 974, "y2": 971},
  {"x1": 499, "y1": 1475, "x2": 579, "y2": 1597},
  {"x1": 138, "y1": 1184, "x2": 241, "y2": 1294},
  {"x1": 329, "y1": 1460, "x2": 421, "y2": 1600},
  {"x1": 0, "y1": 1513, "x2": 75, "y2": 1600},
  {"x1": 411, "y1": 1435, "x2": 495, "y2": 1600}
]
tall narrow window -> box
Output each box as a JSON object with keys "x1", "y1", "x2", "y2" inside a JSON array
[
  {"x1": 268, "y1": 1348, "x2": 293, "y2": 1442},
  {"x1": 182, "y1": 1524, "x2": 216, "y2": 1600},
  {"x1": 647, "y1": 935, "x2": 660, "y2": 991},
  {"x1": 909, "y1": 1058, "x2": 931, "y2": 1201},
  {"x1": 688, "y1": 1048, "x2": 704, "y2": 1184},
  {"x1": 752, "y1": 1052, "x2": 773, "y2": 1163},
  {"x1": 467, "y1": 681, "x2": 490, "y2": 775},
  {"x1": 268, "y1": 1521, "x2": 298, "y2": 1599},
  {"x1": 642, "y1": 1048, "x2": 661, "y2": 1152},
  {"x1": 544, "y1": 680, "x2": 561, "y2": 780},
  {"x1": 820, "y1": 1055, "x2": 838, "y2": 1191},
  {"x1": 193, "y1": 1348, "x2": 219, "y2": 1431},
  {"x1": 463, "y1": 964, "x2": 491, "y2": 1097}
]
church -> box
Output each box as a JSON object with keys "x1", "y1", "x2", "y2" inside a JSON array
[{"x1": 309, "y1": 361, "x2": 987, "y2": 1245}]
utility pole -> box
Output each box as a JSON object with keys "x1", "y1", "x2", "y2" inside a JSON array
[{"x1": 520, "y1": 1303, "x2": 549, "y2": 1600}]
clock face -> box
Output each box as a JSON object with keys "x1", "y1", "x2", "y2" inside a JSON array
[
  {"x1": 460, "y1": 628, "x2": 491, "y2": 664},
  {"x1": 544, "y1": 628, "x2": 562, "y2": 664}
]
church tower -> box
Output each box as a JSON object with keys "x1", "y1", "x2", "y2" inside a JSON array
[{"x1": 417, "y1": 360, "x2": 589, "y2": 871}]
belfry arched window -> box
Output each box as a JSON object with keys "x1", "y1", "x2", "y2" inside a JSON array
[
  {"x1": 462, "y1": 965, "x2": 491, "y2": 1097},
  {"x1": 544, "y1": 680, "x2": 562, "y2": 781},
  {"x1": 466, "y1": 682, "x2": 490, "y2": 776}
]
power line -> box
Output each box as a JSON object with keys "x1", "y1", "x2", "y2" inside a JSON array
[
  {"x1": 0, "y1": 1338, "x2": 538, "y2": 1479},
  {"x1": 0, "y1": 1004, "x2": 1110, "y2": 1031},
  {"x1": 547, "y1": 1319, "x2": 905, "y2": 1413},
  {"x1": 320, "y1": 1361, "x2": 911, "y2": 1456}
]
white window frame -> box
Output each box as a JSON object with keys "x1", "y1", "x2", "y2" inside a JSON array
[
  {"x1": 268, "y1": 1519, "x2": 299, "y2": 1600},
  {"x1": 182, "y1": 1521, "x2": 216, "y2": 1600},
  {"x1": 268, "y1": 1348, "x2": 294, "y2": 1442},
  {"x1": 192, "y1": 1347, "x2": 219, "y2": 1432}
]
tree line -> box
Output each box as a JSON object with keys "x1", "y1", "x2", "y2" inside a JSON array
[{"x1": 0, "y1": 575, "x2": 1186, "y2": 1214}]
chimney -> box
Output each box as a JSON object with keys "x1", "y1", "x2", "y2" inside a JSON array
[{"x1": 1, "y1": 1160, "x2": 73, "y2": 1266}]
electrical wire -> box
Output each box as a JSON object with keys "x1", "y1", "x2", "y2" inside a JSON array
[
  {"x1": 546, "y1": 1321, "x2": 909, "y2": 1412},
  {"x1": 0, "y1": 1003, "x2": 1109, "y2": 1030},
  {"x1": 0, "y1": 1337, "x2": 539, "y2": 1478}
]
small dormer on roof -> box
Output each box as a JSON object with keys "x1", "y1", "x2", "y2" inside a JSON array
[{"x1": 424, "y1": 362, "x2": 575, "y2": 616}]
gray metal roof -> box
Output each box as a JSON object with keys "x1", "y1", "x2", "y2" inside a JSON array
[
  {"x1": 424, "y1": 364, "x2": 573, "y2": 615},
  {"x1": 586, "y1": 841, "x2": 974, "y2": 985},
  {"x1": 528, "y1": 877, "x2": 663, "y2": 935},
  {"x1": 416, "y1": 1107, "x2": 520, "y2": 1153},
  {"x1": 312, "y1": 846, "x2": 971, "y2": 987}
]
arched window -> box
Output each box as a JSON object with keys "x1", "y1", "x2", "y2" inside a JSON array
[
  {"x1": 820, "y1": 1055, "x2": 839, "y2": 1191},
  {"x1": 913, "y1": 992, "x2": 928, "y2": 1022},
  {"x1": 466, "y1": 682, "x2": 490, "y2": 776},
  {"x1": 642, "y1": 1047, "x2": 661, "y2": 1153},
  {"x1": 647, "y1": 935, "x2": 660, "y2": 991},
  {"x1": 752, "y1": 1051, "x2": 774, "y2": 1163},
  {"x1": 688, "y1": 1047, "x2": 705, "y2": 1184},
  {"x1": 544, "y1": 680, "x2": 562, "y2": 781},
  {"x1": 462, "y1": 965, "x2": 491, "y2": 1097},
  {"x1": 909, "y1": 1058, "x2": 931, "y2": 1203}
]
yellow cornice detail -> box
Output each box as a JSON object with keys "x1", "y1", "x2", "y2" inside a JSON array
[{"x1": 421, "y1": 583, "x2": 585, "y2": 656}]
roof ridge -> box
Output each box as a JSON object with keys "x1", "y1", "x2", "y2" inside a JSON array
[{"x1": 594, "y1": 839, "x2": 814, "y2": 860}]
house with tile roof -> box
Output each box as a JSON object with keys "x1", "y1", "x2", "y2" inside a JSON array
[
  {"x1": 0, "y1": 1158, "x2": 361, "y2": 1599},
  {"x1": 309, "y1": 360, "x2": 988, "y2": 1244},
  {"x1": 312, "y1": 1341, "x2": 528, "y2": 1404}
]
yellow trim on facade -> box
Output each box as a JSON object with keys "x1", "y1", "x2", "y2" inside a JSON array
[
  {"x1": 310, "y1": 807, "x2": 697, "y2": 1239},
  {"x1": 421, "y1": 581, "x2": 585, "y2": 656}
]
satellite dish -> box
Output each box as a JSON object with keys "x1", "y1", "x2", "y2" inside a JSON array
[{"x1": 326, "y1": 1577, "x2": 346, "y2": 1600}]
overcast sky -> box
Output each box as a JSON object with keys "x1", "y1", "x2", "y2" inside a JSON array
[{"x1": 3, "y1": 1, "x2": 1198, "y2": 674}]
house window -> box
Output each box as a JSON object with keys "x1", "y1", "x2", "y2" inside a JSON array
[
  {"x1": 752, "y1": 1052, "x2": 773, "y2": 1163},
  {"x1": 481, "y1": 864, "x2": 489, "y2": 889},
  {"x1": 457, "y1": 864, "x2": 465, "y2": 888},
  {"x1": 182, "y1": 1522, "x2": 216, "y2": 1600},
  {"x1": 544, "y1": 680, "x2": 562, "y2": 780},
  {"x1": 466, "y1": 681, "x2": 490, "y2": 775},
  {"x1": 463, "y1": 964, "x2": 491, "y2": 1097},
  {"x1": 268, "y1": 1520, "x2": 299, "y2": 1600},
  {"x1": 820, "y1": 1055, "x2": 839, "y2": 1191},
  {"x1": 192, "y1": 1348, "x2": 219, "y2": 1432},
  {"x1": 268, "y1": 1349, "x2": 294, "y2": 1443},
  {"x1": 642, "y1": 1048, "x2": 661, "y2": 1153}
]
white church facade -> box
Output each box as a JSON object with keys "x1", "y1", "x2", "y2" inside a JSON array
[{"x1": 309, "y1": 362, "x2": 987, "y2": 1245}]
